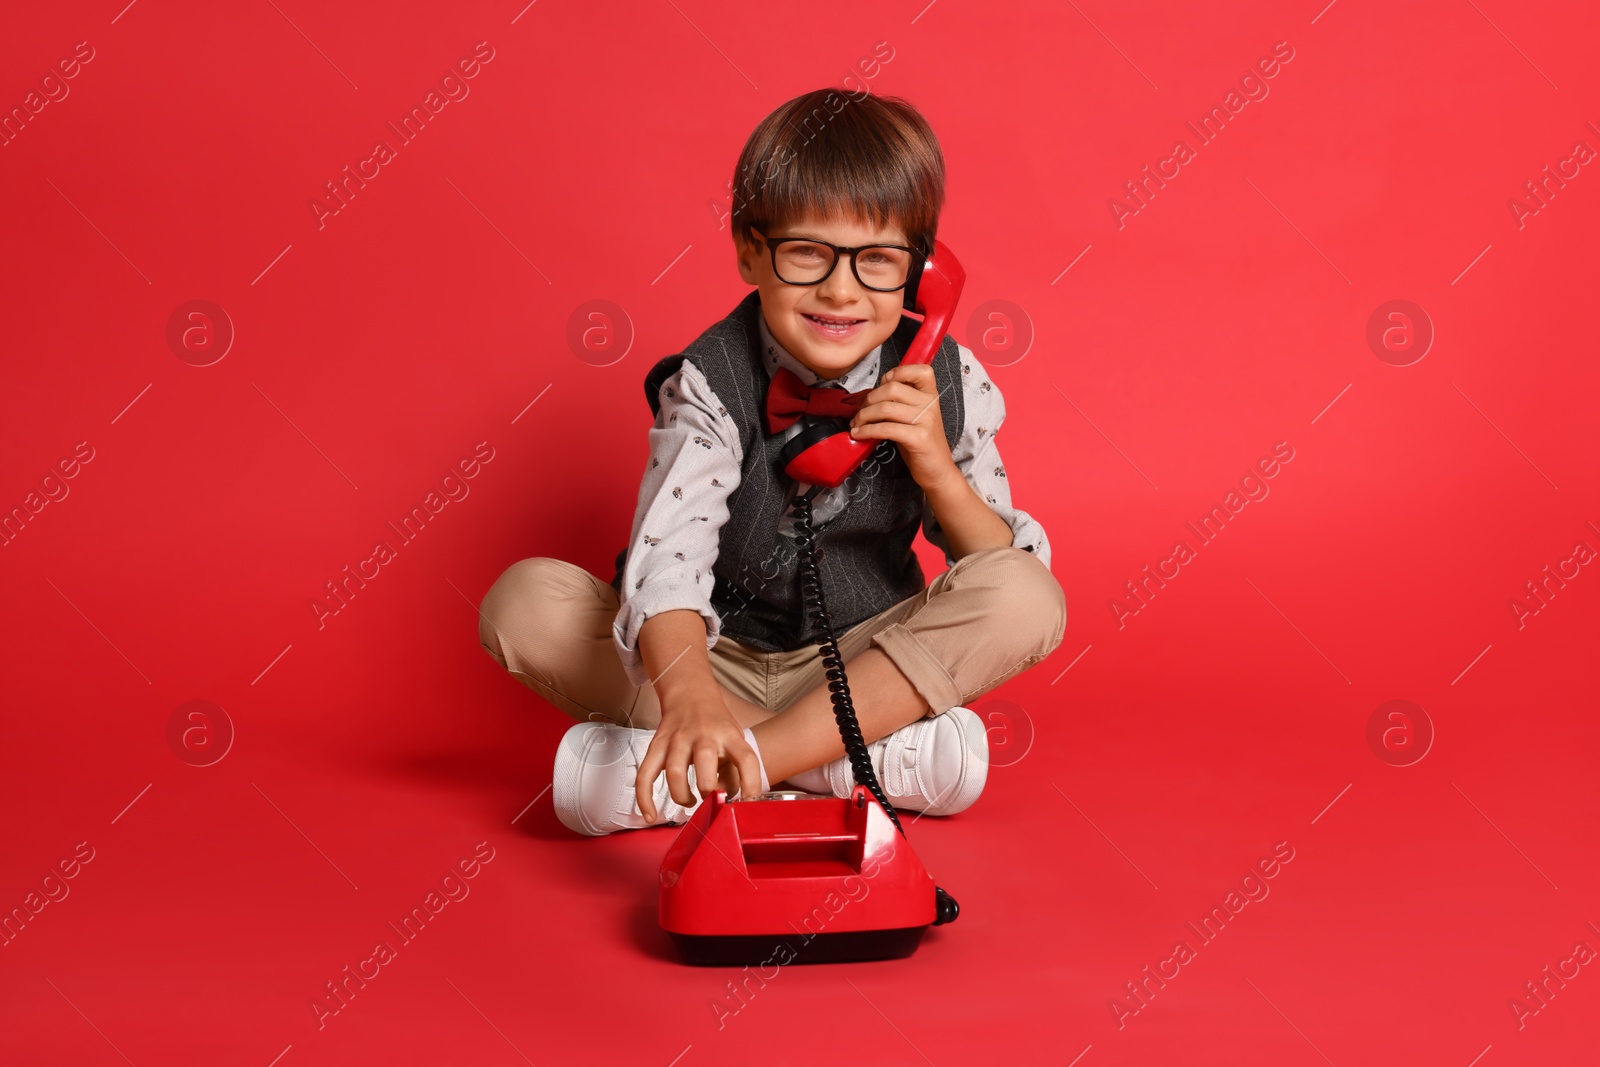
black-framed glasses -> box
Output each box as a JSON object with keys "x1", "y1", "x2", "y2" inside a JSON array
[{"x1": 750, "y1": 228, "x2": 924, "y2": 292}]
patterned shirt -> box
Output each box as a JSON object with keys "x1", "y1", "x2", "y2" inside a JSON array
[{"x1": 612, "y1": 313, "x2": 1052, "y2": 687}]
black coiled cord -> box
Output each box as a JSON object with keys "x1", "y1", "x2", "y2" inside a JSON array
[{"x1": 792, "y1": 485, "x2": 959, "y2": 926}]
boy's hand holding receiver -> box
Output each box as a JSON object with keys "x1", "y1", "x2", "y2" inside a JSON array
[{"x1": 848, "y1": 363, "x2": 961, "y2": 493}]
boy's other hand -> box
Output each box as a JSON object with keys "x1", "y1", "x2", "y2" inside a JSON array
[
  {"x1": 635, "y1": 691, "x2": 762, "y2": 823},
  {"x1": 848, "y1": 364, "x2": 960, "y2": 491}
]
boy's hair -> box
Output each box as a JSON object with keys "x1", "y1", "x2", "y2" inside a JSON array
[{"x1": 730, "y1": 89, "x2": 945, "y2": 254}]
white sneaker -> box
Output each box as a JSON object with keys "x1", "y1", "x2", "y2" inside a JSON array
[
  {"x1": 821, "y1": 705, "x2": 988, "y2": 816},
  {"x1": 551, "y1": 721, "x2": 766, "y2": 836}
]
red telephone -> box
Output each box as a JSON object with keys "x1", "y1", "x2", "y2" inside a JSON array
[
  {"x1": 660, "y1": 239, "x2": 968, "y2": 966},
  {"x1": 776, "y1": 239, "x2": 967, "y2": 488}
]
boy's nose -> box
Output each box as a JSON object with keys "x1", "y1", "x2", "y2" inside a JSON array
[{"x1": 815, "y1": 256, "x2": 867, "y2": 302}]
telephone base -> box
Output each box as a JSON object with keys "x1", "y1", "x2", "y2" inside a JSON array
[
  {"x1": 659, "y1": 788, "x2": 939, "y2": 966},
  {"x1": 669, "y1": 926, "x2": 927, "y2": 967}
]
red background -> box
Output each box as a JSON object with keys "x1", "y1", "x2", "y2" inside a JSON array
[{"x1": 2, "y1": 1, "x2": 1597, "y2": 1064}]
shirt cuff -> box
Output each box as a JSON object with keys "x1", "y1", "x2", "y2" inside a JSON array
[{"x1": 1008, "y1": 512, "x2": 1052, "y2": 572}]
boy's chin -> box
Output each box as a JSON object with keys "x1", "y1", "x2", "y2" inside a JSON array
[{"x1": 797, "y1": 342, "x2": 884, "y2": 377}]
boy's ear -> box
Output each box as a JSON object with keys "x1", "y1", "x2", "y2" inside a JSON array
[{"x1": 734, "y1": 229, "x2": 762, "y2": 286}]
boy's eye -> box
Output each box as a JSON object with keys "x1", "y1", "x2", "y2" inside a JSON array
[{"x1": 787, "y1": 243, "x2": 827, "y2": 261}]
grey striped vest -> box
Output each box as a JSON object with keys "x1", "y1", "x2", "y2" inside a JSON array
[{"x1": 610, "y1": 289, "x2": 964, "y2": 653}]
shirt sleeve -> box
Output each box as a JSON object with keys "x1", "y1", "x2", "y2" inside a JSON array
[
  {"x1": 921, "y1": 344, "x2": 1053, "y2": 571},
  {"x1": 612, "y1": 360, "x2": 742, "y2": 689}
]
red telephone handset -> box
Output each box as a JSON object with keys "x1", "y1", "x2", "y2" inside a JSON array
[{"x1": 777, "y1": 240, "x2": 966, "y2": 489}]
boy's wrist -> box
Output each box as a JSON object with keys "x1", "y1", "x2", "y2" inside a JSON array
[
  {"x1": 918, "y1": 458, "x2": 966, "y2": 499},
  {"x1": 655, "y1": 681, "x2": 734, "y2": 734},
  {"x1": 653, "y1": 668, "x2": 720, "y2": 705}
]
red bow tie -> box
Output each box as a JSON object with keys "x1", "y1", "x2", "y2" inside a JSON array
[{"x1": 765, "y1": 366, "x2": 869, "y2": 434}]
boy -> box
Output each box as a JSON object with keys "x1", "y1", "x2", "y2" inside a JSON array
[{"x1": 478, "y1": 89, "x2": 1065, "y2": 835}]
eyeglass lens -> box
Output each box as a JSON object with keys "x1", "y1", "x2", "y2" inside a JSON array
[{"x1": 772, "y1": 241, "x2": 913, "y2": 290}]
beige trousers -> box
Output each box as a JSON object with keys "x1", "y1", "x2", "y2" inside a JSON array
[{"x1": 477, "y1": 545, "x2": 1066, "y2": 730}]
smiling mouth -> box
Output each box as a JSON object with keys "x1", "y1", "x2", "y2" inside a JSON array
[{"x1": 802, "y1": 312, "x2": 867, "y2": 333}]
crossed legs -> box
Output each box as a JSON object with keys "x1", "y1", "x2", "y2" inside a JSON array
[{"x1": 477, "y1": 547, "x2": 1065, "y2": 793}]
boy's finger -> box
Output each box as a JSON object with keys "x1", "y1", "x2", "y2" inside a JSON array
[
  {"x1": 693, "y1": 744, "x2": 719, "y2": 804},
  {"x1": 718, "y1": 756, "x2": 741, "y2": 800},
  {"x1": 851, "y1": 421, "x2": 904, "y2": 442},
  {"x1": 884, "y1": 365, "x2": 932, "y2": 388},
  {"x1": 728, "y1": 737, "x2": 763, "y2": 800},
  {"x1": 635, "y1": 735, "x2": 667, "y2": 823},
  {"x1": 738, "y1": 749, "x2": 764, "y2": 801},
  {"x1": 665, "y1": 742, "x2": 695, "y2": 808},
  {"x1": 883, "y1": 374, "x2": 934, "y2": 395}
]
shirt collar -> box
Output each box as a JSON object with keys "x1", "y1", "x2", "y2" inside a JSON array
[{"x1": 757, "y1": 312, "x2": 881, "y2": 392}]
